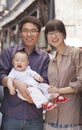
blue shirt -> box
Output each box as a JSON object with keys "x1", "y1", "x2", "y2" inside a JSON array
[{"x1": 0, "y1": 44, "x2": 50, "y2": 120}]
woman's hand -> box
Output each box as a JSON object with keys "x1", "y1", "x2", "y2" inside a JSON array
[
  {"x1": 48, "y1": 86, "x2": 59, "y2": 93},
  {"x1": 13, "y1": 80, "x2": 33, "y2": 103},
  {"x1": 48, "y1": 86, "x2": 60, "y2": 98}
]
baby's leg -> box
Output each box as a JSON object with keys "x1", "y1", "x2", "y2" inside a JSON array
[
  {"x1": 27, "y1": 87, "x2": 48, "y2": 108},
  {"x1": 37, "y1": 83, "x2": 51, "y2": 99},
  {"x1": 38, "y1": 83, "x2": 59, "y2": 99}
]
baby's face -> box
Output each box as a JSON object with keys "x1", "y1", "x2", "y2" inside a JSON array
[{"x1": 12, "y1": 52, "x2": 29, "y2": 71}]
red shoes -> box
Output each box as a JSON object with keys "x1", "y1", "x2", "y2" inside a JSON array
[
  {"x1": 42, "y1": 102, "x2": 58, "y2": 111},
  {"x1": 54, "y1": 96, "x2": 69, "y2": 103},
  {"x1": 42, "y1": 96, "x2": 69, "y2": 111}
]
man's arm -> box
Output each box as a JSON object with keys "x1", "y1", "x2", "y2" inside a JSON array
[
  {"x1": 1, "y1": 76, "x2": 8, "y2": 87},
  {"x1": 2, "y1": 76, "x2": 33, "y2": 103}
]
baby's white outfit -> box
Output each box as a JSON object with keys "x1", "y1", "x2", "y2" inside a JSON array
[{"x1": 8, "y1": 66, "x2": 56, "y2": 108}]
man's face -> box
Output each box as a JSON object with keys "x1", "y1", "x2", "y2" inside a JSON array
[{"x1": 20, "y1": 22, "x2": 40, "y2": 48}]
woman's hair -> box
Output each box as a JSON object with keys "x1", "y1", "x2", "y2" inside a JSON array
[
  {"x1": 45, "y1": 19, "x2": 66, "y2": 39},
  {"x1": 19, "y1": 16, "x2": 42, "y2": 32}
]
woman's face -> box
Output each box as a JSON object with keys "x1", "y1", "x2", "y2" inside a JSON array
[{"x1": 47, "y1": 30, "x2": 64, "y2": 48}]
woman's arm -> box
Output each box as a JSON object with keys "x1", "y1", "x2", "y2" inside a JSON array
[{"x1": 48, "y1": 86, "x2": 76, "y2": 96}]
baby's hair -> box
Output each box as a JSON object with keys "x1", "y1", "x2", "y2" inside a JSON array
[{"x1": 12, "y1": 50, "x2": 29, "y2": 59}]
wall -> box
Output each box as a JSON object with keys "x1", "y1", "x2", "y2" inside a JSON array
[{"x1": 55, "y1": 0, "x2": 82, "y2": 41}]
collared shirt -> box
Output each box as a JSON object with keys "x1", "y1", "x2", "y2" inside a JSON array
[
  {"x1": 0, "y1": 43, "x2": 50, "y2": 120},
  {"x1": 45, "y1": 45, "x2": 82, "y2": 125}
]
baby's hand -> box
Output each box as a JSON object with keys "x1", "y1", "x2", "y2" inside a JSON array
[
  {"x1": 8, "y1": 85, "x2": 16, "y2": 95},
  {"x1": 34, "y1": 74, "x2": 44, "y2": 82}
]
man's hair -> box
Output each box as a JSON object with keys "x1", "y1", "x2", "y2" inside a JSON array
[{"x1": 19, "y1": 16, "x2": 42, "y2": 32}]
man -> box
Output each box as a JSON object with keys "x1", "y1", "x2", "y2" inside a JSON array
[{"x1": 0, "y1": 16, "x2": 50, "y2": 130}]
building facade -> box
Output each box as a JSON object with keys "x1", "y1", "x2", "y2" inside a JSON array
[{"x1": 0, "y1": 0, "x2": 82, "y2": 51}]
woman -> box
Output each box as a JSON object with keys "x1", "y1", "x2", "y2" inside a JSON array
[{"x1": 44, "y1": 19, "x2": 82, "y2": 130}]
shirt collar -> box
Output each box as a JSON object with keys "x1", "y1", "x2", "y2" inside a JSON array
[
  {"x1": 53, "y1": 45, "x2": 71, "y2": 62},
  {"x1": 17, "y1": 43, "x2": 40, "y2": 55}
]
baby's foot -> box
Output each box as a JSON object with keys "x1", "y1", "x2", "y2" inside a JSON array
[
  {"x1": 42, "y1": 102, "x2": 58, "y2": 111},
  {"x1": 54, "y1": 96, "x2": 70, "y2": 103}
]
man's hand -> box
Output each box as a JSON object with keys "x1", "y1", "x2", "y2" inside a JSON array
[{"x1": 13, "y1": 80, "x2": 33, "y2": 103}]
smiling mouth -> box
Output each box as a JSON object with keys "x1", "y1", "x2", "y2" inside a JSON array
[
  {"x1": 52, "y1": 39, "x2": 58, "y2": 42},
  {"x1": 26, "y1": 37, "x2": 33, "y2": 41}
]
